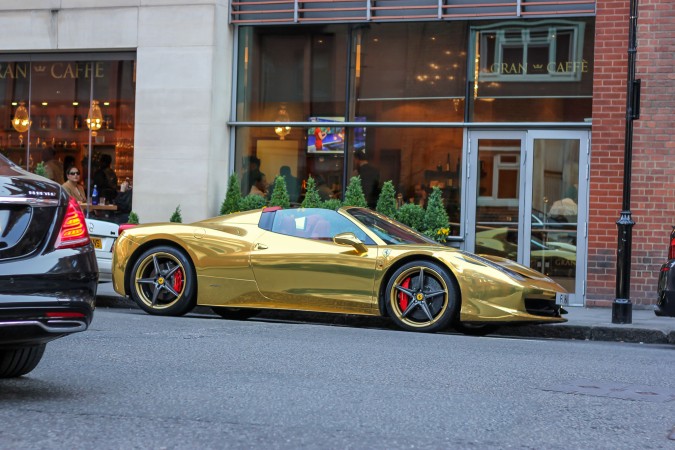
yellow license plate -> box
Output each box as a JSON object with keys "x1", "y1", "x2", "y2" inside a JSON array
[{"x1": 91, "y1": 237, "x2": 103, "y2": 249}]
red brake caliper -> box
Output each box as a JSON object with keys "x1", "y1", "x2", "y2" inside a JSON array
[
  {"x1": 398, "y1": 277, "x2": 411, "y2": 311},
  {"x1": 173, "y1": 268, "x2": 184, "y2": 293}
]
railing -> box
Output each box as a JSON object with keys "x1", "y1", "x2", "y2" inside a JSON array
[{"x1": 231, "y1": 0, "x2": 596, "y2": 25}]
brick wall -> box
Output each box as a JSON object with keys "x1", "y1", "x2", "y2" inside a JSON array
[{"x1": 588, "y1": 0, "x2": 675, "y2": 307}]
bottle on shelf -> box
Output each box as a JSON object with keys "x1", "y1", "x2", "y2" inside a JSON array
[{"x1": 91, "y1": 184, "x2": 99, "y2": 205}]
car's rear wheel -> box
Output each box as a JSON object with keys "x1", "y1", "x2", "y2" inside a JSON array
[
  {"x1": 0, "y1": 344, "x2": 46, "y2": 378},
  {"x1": 130, "y1": 245, "x2": 196, "y2": 316},
  {"x1": 385, "y1": 261, "x2": 458, "y2": 332},
  {"x1": 211, "y1": 307, "x2": 260, "y2": 320}
]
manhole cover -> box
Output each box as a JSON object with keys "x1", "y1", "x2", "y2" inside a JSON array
[{"x1": 543, "y1": 380, "x2": 675, "y2": 403}]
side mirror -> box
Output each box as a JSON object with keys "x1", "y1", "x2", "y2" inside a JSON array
[{"x1": 333, "y1": 232, "x2": 368, "y2": 254}]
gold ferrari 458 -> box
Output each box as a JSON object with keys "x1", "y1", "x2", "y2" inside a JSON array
[{"x1": 111, "y1": 207, "x2": 567, "y2": 334}]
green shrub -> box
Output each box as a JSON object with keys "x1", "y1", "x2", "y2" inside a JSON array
[
  {"x1": 301, "y1": 176, "x2": 322, "y2": 208},
  {"x1": 395, "y1": 203, "x2": 425, "y2": 232},
  {"x1": 170, "y1": 205, "x2": 183, "y2": 223},
  {"x1": 127, "y1": 211, "x2": 140, "y2": 224},
  {"x1": 322, "y1": 198, "x2": 343, "y2": 211},
  {"x1": 375, "y1": 180, "x2": 397, "y2": 218},
  {"x1": 34, "y1": 161, "x2": 47, "y2": 177},
  {"x1": 269, "y1": 175, "x2": 290, "y2": 208},
  {"x1": 423, "y1": 186, "x2": 450, "y2": 242},
  {"x1": 220, "y1": 172, "x2": 242, "y2": 215},
  {"x1": 343, "y1": 176, "x2": 367, "y2": 207},
  {"x1": 240, "y1": 194, "x2": 267, "y2": 211}
]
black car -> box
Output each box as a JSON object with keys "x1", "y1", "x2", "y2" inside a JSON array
[
  {"x1": 0, "y1": 155, "x2": 97, "y2": 378},
  {"x1": 656, "y1": 225, "x2": 675, "y2": 317}
]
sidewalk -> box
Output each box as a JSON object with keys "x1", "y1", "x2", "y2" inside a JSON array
[{"x1": 96, "y1": 283, "x2": 675, "y2": 345}]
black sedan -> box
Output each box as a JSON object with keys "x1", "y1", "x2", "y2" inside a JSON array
[
  {"x1": 0, "y1": 155, "x2": 97, "y2": 378},
  {"x1": 656, "y1": 225, "x2": 675, "y2": 317}
]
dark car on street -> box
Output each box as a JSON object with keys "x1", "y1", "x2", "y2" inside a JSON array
[
  {"x1": 656, "y1": 225, "x2": 675, "y2": 317},
  {"x1": 0, "y1": 155, "x2": 97, "y2": 378}
]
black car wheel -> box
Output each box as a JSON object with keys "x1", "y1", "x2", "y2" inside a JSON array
[
  {"x1": 385, "y1": 261, "x2": 458, "y2": 332},
  {"x1": 130, "y1": 246, "x2": 196, "y2": 316},
  {"x1": 0, "y1": 344, "x2": 46, "y2": 378},
  {"x1": 211, "y1": 307, "x2": 260, "y2": 320}
]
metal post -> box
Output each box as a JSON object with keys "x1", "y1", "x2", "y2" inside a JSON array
[{"x1": 613, "y1": 0, "x2": 640, "y2": 324}]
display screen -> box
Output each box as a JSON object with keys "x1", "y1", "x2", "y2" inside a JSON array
[{"x1": 307, "y1": 117, "x2": 366, "y2": 154}]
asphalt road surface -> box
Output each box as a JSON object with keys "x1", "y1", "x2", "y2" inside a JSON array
[{"x1": 1, "y1": 308, "x2": 674, "y2": 449}]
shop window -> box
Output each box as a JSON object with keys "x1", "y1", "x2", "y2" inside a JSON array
[
  {"x1": 0, "y1": 57, "x2": 136, "y2": 223},
  {"x1": 355, "y1": 22, "x2": 467, "y2": 122},
  {"x1": 469, "y1": 18, "x2": 594, "y2": 122}
]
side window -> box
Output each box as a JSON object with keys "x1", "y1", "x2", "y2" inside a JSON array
[{"x1": 271, "y1": 209, "x2": 375, "y2": 244}]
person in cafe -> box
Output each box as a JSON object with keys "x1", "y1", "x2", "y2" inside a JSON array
[
  {"x1": 354, "y1": 149, "x2": 380, "y2": 208},
  {"x1": 93, "y1": 154, "x2": 118, "y2": 203},
  {"x1": 241, "y1": 155, "x2": 263, "y2": 195},
  {"x1": 249, "y1": 173, "x2": 268, "y2": 197},
  {"x1": 278, "y1": 165, "x2": 300, "y2": 203},
  {"x1": 61, "y1": 165, "x2": 86, "y2": 203},
  {"x1": 42, "y1": 147, "x2": 64, "y2": 184}
]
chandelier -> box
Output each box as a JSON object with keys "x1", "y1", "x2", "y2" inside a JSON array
[
  {"x1": 12, "y1": 101, "x2": 31, "y2": 133},
  {"x1": 274, "y1": 104, "x2": 291, "y2": 140},
  {"x1": 86, "y1": 100, "x2": 103, "y2": 135}
]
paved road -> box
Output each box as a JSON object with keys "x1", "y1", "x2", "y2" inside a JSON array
[{"x1": 1, "y1": 308, "x2": 674, "y2": 449}]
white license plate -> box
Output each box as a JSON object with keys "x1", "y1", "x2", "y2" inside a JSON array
[
  {"x1": 91, "y1": 237, "x2": 103, "y2": 249},
  {"x1": 555, "y1": 292, "x2": 569, "y2": 306}
]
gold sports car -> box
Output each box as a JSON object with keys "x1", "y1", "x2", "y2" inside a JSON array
[{"x1": 111, "y1": 207, "x2": 567, "y2": 334}]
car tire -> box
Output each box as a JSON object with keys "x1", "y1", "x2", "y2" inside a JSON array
[
  {"x1": 385, "y1": 260, "x2": 458, "y2": 332},
  {"x1": 211, "y1": 307, "x2": 260, "y2": 320},
  {"x1": 454, "y1": 322, "x2": 500, "y2": 336},
  {"x1": 130, "y1": 245, "x2": 196, "y2": 316},
  {"x1": 0, "y1": 344, "x2": 46, "y2": 378}
]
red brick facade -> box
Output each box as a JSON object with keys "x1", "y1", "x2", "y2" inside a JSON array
[{"x1": 588, "y1": 0, "x2": 675, "y2": 307}]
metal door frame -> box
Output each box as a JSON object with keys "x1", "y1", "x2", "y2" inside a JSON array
[{"x1": 464, "y1": 129, "x2": 590, "y2": 306}]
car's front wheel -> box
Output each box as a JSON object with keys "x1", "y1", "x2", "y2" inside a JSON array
[
  {"x1": 385, "y1": 261, "x2": 458, "y2": 332},
  {"x1": 0, "y1": 344, "x2": 46, "y2": 378},
  {"x1": 130, "y1": 245, "x2": 196, "y2": 316}
]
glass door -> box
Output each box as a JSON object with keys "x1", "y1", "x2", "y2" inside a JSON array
[{"x1": 465, "y1": 130, "x2": 589, "y2": 306}]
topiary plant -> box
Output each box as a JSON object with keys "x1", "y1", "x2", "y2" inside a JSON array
[
  {"x1": 220, "y1": 172, "x2": 242, "y2": 215},
  {"x1": 127, "y1": 211, "x2": 140, "y2": 224},
  {"x1": 343, "y1": 175, "x2": 367, "y2": 208},
  {"x1": 322, "y1": 198, "x2": 343, "y2": 211},
  {"x1": 301, "y1": 175, "x2": 322, "y2": 208},
  {"x1": 170, "y1": 205, "x2": 183, "y2": 223},
  {"x1": 240, "y1": 194, "x2": 267, "y2": 211},
  {"x1": 395, "y1": 203, "x2": 425, "y2": 232},
  {"x1": 423, "y1": 186, "x2": 450, "y2": 243},
  {"x1": 34, "y1": 161, "x2": 47, "y2": 177},
  {"x1": 269, "y1": 175, "x2": 290, "y2": 208},
  {"x1": 375, "y1": 180, "x2": 397, "y2": 219}
]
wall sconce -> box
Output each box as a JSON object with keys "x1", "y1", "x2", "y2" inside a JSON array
[
  {"x1": 274, "y1": 104, "x2": 291, "y2": 140},
  {"x1": 86, "y1": 100, "x2": 103, "y2": 135}
]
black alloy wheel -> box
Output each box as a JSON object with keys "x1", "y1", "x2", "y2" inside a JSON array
[
  {"x1": 385, "y1": 260, "x2": 458, "y2": 332},
  {"x1": 130, "y1": 245, "x2": 197, "y2": 316}
]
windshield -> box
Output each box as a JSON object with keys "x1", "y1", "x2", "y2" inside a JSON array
[{"x1": 345, "y1": 208, "x2": 435, "y2": 245}]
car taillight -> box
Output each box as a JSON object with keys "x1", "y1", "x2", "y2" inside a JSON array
[
  {"x1": 55, "y1": 197, "x2": 91, "y2": 249},
  {"x1": 669, "y1": 226, "x2": 675, "y2": 260}
]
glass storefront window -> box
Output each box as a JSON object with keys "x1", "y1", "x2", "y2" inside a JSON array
[
  {"x1": 355, "y1": 22, "x2": 467, "y2": 122},
  {"x1": 235, "y1": 125, "x2": 463, "y2": 236},
  {"x1": 469, "y1": 19, "x2": 594, "y2": 122},
  {"x1": 236, "y1": 25, "x2": 348, "y2": 123},
  {"x1": 0, "y1": 57, "x2": 136, "y2": 222}
]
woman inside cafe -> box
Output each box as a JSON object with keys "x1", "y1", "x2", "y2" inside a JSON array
[{"x1": 61, "y1": 165, "x2": 87, "y2": 203}]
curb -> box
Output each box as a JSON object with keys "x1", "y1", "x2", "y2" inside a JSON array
[{"x1": 95, "y1": 296, "x2": 674, "y2": 345}]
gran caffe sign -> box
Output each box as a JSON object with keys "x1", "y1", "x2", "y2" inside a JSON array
[{"x1": 0, "y1": 62, "x2": 105, "y2": 80}]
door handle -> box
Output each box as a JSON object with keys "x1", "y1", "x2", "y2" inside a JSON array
[{"x1": 254, "y1": 243, "x2": 268, "y2": 250}]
